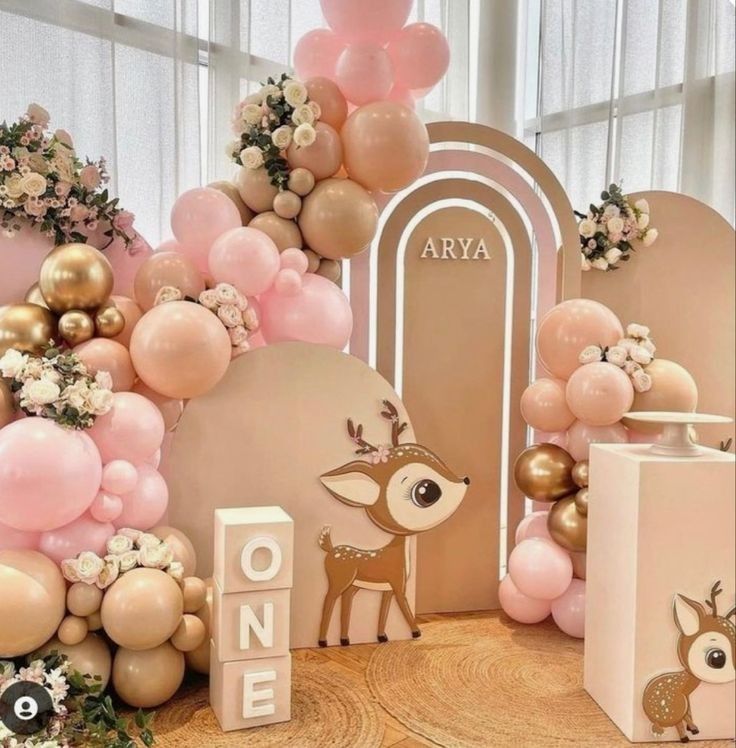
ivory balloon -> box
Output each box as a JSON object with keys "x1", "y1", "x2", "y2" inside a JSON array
[
  {"x1": 513, "y1": 443, "x2": 576, "y2": 502},
  {"x1": 34, "y1": 633, "x2": 112, "y2": 689},
  {"x1": 94, "y1": 305, "x2": 126, "y2": 338},
  {"x1": 207, "y1": 180, "x2": 254, "y2": 226},
  {"x1": 287, "y1": 168, "x2": 315, "y2": 197},
  {"x1": 0, "y1": 379, "x2": 14, "y2": 429},
  {"x1": 547, "y1": 496, "x2": 588, "y2": 552},
  {"x1": 58, "y1": 310, "x2": 95, "y2": 346},
  {"x1": 571, "y1": 460, "x2": 589, "y2": 488},
  {"x1": 151, "y1": 526, "x2": 198, "y2": 578},
  {"x1": 133, "y1": 251, "x2": 205, "y2": 311},
  {"x1": 67, "y1": 581, "x2": 103, "y2": 617},
  {"x1": 132, "y1": 381, "x2": 184, "y2": 432},
  {"x1": 0, "y1": 303, "x2": 57, "y2": 355},
  {"x1": 184, "y1": 581, "x2": 212, "y2": 675},
  {"x1": 112, "y1": 642, "x2": 185, "y2": 708},
  {"x1": 24, "y1": 282, "x2": 49, "y2": 309},
  {"x1": 287, "y1": 122, "x2": 343, "y2": 181},
  {"x1": 520, "y1": 378, "x2": 575, "y2": 432},
  {"x1": 170, "y1": 614, "x2": 206, "y2": 652},
  {"x1": 299, "y1": 178, "x2": 378, "y2": 260},
  {"x1": 109, "y1": 295, "x2": 143, "y2": 348},
  {"x1": 273, "y1": 191, "x2": 302, "y2": 220},
  {"x1": 306, "y1": 77, "x2": 348, "y2": 130},
  {"x1": 565, "y1": 362, "x2": 634, "y2": 426},
  {"x1": 236, "y1": 166, "x2": 279, "y2": 214},
  {"x1": 574, "y1": 487, "x2": 589, "y2": 516},
  {"x1": 74, "y1": 338, "x2": 136, "y2": 392},
  {"x1": 249, "y1": 212, "x2": 303, "y2": 252}
]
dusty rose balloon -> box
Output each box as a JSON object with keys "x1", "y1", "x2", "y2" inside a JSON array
[
  {"x1": 109, "y1": 295, "x2": 143, "y2": 348},
  {"x1": 207, "y1": 180, "x2": 254, "y2": 226},
  {"x1": 306, "y1": 77, "x2": 348, "y2": 130},
  {"x1": 566, "y1": 419, "x2": 629, "y2": 462},
  {"x1": 514, "y1": 510, "x2": 552, "y2": 544},
  {"x1": 388, "y1": 23, "x2": 450, "y2": 93},
  {"x1": 299, "y1": 178, "x2": 378, "y2": 259},
  {"x1": 236, "y1": 166, "x2": 279, "y2": 214},
  {"x1": 133, "y1": 251, "x2": 205, "y2": 311},
  {"x1": 209, "y1": 226, "x2": 280, "y2": 296},
  {"x1": 508, "y1": 537, "x2": 573, "y2": 601},
  {"x1": 130, "y1": 301, "x2": 232, "y2": 400},
  {"x1": 132, "y1": 381, "x2": 184, "y2": 432},
  {"x1": 280, "y1": 248, "x2": 309, "y2": 275},
  {"x1": 248, "y1": 212, "x2": 303, "y2": 252},
  {"x1": 113, "y1": 641, "x2": 185, "y2": 708},
  {"x1": 39, "y1": 513, "x2": 114, "y2": 564},
  {"x1": 320, "y1": 0, "x2": 413, "y2": 44},
  {"x1": 73, "y1": 338, "x2": 136, "y2": 392},
  {"x1": 342, "y1": 102, "x2": 430, "y2": 192},
  {"x1": 0, "y1": 521, "x2": 40, "y2": 551},
  {"x1": 89, "y1": 492, "x2": 123, "y2": 523},
  {"x1": 151, "y1": 526, "x2": 198, "y2": 578},
  {"x1": 536, "y1": 299, "x2": 623, "y2": 380},
  {"x1": 101, "y1": 460, "x2": 138, "y2": 495},
  {"x1": 287, "y1": 122, "x2": 343, "y2": 181},
  {"x1": 520, "y1": 378, "x2": 575, "y2": 432},
  {"x1": 551, "y1": 579, "x2": 586, "y2": 638},
  {"x1": 534, "y1": 430, "x2": 569, "y2": 450},
  {"x1": 114, "y1": 464, "x2": 168, "y2": 530},
  {"x1": 35, "y1": 633, "x2": 112, "y2": 689},
  {"x1": 274, "y1": 269, "x2": 302, "y2": 296},
  {"x1": 293, "y1": 29, "x2": 345, "y2": 80},
  {"x1": 565, "y1": 362, "x2": 634, "y2": 426},
  {"x1": 336, "y1": 44, "x2": 394, "y2": 106},
  {"x1": 498, "y1": 574, "x2": 551, "y2": 625}
]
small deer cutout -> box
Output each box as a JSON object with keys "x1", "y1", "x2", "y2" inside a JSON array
[
  {"x1": 317, "y1": 400, "x2": 469, "y2": 647},
  {"x1": 642, "y1": 581, "x2": 735, "y2": 742}
]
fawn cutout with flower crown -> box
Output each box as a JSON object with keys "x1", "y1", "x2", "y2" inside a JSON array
[{"x1": 318, "y1": 400, "x2": 469, "y2": 646}]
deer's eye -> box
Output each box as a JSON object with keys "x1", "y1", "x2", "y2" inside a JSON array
[
  {"x1": 410, "y1": 479, "x2": 441, "y2": 507},
  {"x1": 706, "y1": 648, "x2": 726, "y2": 669}
]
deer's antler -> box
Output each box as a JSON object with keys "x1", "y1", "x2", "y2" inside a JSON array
[
  {"x1": 705, "y1": 580, "x2": 722, "y2": 615},
  {"x1": 347, "y1": 418, "x2": 378, "y2": 456},
  {"x1": 381, "y1": 400, "x2": 408, "y2": 447}
]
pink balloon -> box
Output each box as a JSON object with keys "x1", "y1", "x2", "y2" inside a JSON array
[
  {"x1": 320, "y1": 0, "x2": 413, "y2": 45},
  {"x1": 114, "y1": 464, "x2": 168, "y2": 531},
  {"x1": 534, "y1": 430, "x2": 568, "y2": 449},
  {"x1": 209, "y1": 227, "x2": 280, "y2": 297},
  {"x1": 508, "y1": 537, "x2": 573, "y2": 600},
  {"x1": 73, "y1": 338, "x2": 136, "y2": 392},
  {"x1": 260, "y1": 273, "x2": 353, "y2": 349},
  {"x1": 156, "y1": 238, "x2": 183, "y2": 253},
  {"x1": 0, "y1": 222, "x2": 54, "y2": 306},
  {"x1": 498, "y1": 574, "x2": 551, "y2": 624},
  {"x1": 521, "y1": 378, "x2": 575, "y2": 432},
  {"x1": 89, "y1": 492, "x2": 124, "y2": 523},
  {"x1": 274, "y1": 269, "x2": 303, "y2": 296},
  {"x1": 387, "y1": 86, "x2": 415, "y2": 109},
  {"x1": 565, "y1": 362, "x2": 634, "y2": 426},
  {"x1": 514, "y1": 511, "x2": 552, "y2": 544},
  {"x1": 280, "y1": 248, "x2": 309, "y2": 275},
  {"x1": 104, "y1": 232, "x2": 154, "y2": 299},
  {"x1": 287, "y1": 122, "x2": 343, "y2": 181},
  {"x1": 536, "y1": 299, "x2": 624, "y2": 380},
  {"x1": 335, "y1": 45, "x2": 394, "y2": 106},
  {"x1": 101, "y1": 460, "x2": 139, "y2": 495},
  {"x1": 626, "y1": 429, "x2": 664, "y2": 444},
  {"x1": 110, "y1": 295, "x2": 143, "y2": 349},
  {"x1": 388, "y1": 23, "x2": 450, "y2": 93},
  {"x1": 0, "y1": 420, "x2": 101, "y2": 532},
  {"x1": 0, "y1": 521, "x2": 40, "y2": 551},
  {"x1": 146, "y1": 450, "x2": 161, "y2": 469},
  {"x1": 551, "y1": 579, "x2": 586, "y2": 638},
  {"x1": 566, "y1": 419, "x2": 629, "y2": 462},
  {"x1": 39, "y1": 512, "x2": 114, "y2": 564},
  {"x1": 171, "y1": 187, "x2": 241, "y2": 274},
  {"x1": 294, "y1": 29, "x2": 345, "y2": 81},
  {"x1": 87, "y1": 392, "x2": 165, "y2": 465}
]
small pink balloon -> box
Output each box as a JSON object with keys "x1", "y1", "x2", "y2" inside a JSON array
[
  {"x1": 293, "y1": 29, "x2": 345, "y2": 80},
  {"x1": 498, "y1": 574, "x2": 551, "y2": 624},
  {"x1": 156, "y1": 238, "x2": 183, "y2": 253},
  {"x1": 514, "y1": 511, "x2": 552, "y2": 544},
  {"x1": 521, "y1": 378, "x2": 576, "y2": 432},
  {"x1": 565, "y1": 362, "x2": 634, "y2": 426},
  {"x1": 89, "y1": 492, "x2": 124, "y2": 523},
  {"x1": 551, "y1": 579, "x2": 586, "y2": 638},
  {"x1": 171, "y1": 187, "x2": 241, "y2": 274},
  {"x1": 335, "y1": 45, "x2": 394, "y2": 106},
  {"x1": 39, "y1": 513, "x2": 115, "y2": 564},
  {"x1": 260, "y1": 273, "x2": 353, "y2": 349},
  {"x1": 146, "y1": 450, "x2": 162, "y2": 469},
  {"x1": 73, "y1": 338, "x2": 136, "y2": 392},
  {"x1": 566, "y1": 419, "x2": 629, "y2": 461},
  {"x1": 287, "y1": 122, "x2": 343, "y2": 181},
  {"x1": 387, "y1": 86, "x2": 415, "y2": 109},
  {"x1": 101, "y1": 460, "x2": 139, "y2": 495},
  {"x1": 534, "y1": 430, "x2": 569, "y2": 449},
  {"x1": 320, "y1": 0, "x2": 413, "y2": 45},
  {"x1": 280, "y1": 248, "x2": 309, "y2": 275},
  {"x1": 508, "y1": 537, "x2": 573, "y2": 601},
  {"x1": 388, "y1": 23, "x2": 450, "y2": 93},
  {"x1": 209, "y1": 227, "x2": 280, "y2": 296},
  {"x1": 273, "y1": 269, "x2": 303, "y2": 297},
  {"x1": 114, "y1": 464, "x2": 168, "y2": 531},
  {"x1": 0, "y1": 520, "x2": 40, "y2": 551}
]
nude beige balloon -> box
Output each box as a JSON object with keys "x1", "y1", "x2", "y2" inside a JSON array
[
  {"x1": 151, "y1": 526, "x2": 198, "y2": 577},
  {"x1": 208, "y1": 179, "x2": 254, "y2": 225},
  {"x1": 288, "y1": 168, "x2": 316, "y2": 197},
  {"x1": 0, "y1": 303, "x2": 58, "y2": 356},
  {"x1": 302, "y1": 248, "x2": 322, "y2": 273},
  {"x1": 87, "y1": 612, "x2": 103, "y2": 631},
  {"x1": 0, "y1": 379, "x2": 14, "y2": 429},
  {"x1": 236, "y1": 166, "x2": 279, "y2": 214},
  {"x1": 112, "y1": 641, "x2": 185, "y2": 708},
  {"x1": 287, "y1": 122, "x2": 343, "y2": 181},
  {"x1": 306, "y1": 77, "x2": 348, "y2": 130},
  {"x1": 170, "y1": 613, "x2": 206, "y2": 652},
  {"x1": 181, "y1": 576, "x2": 207, "y2": 613},
  {"x1": 67, "y1": 581, "x2": 103, "y2": 617},
  {"x1": 273, "y1": 190, "x2": 302, "y2": 220},
  {"x1": 342, "y1": 101, "x2": 430, "y2": 192},
  {"x1": 109, "y1": 295, "x2": 143, "y2": 348},
  {"x1": 249, "y1": 211, "x2": 303, "y2": 252},
  {"x1": 132, "y1": 383, "x2": 184, "y2": 433},
  {"x1": 58, "y1": 615, "x2": 89, "y2": 646},
  {"x1": 184, "y1": 580, "x2": 212, "y2": 675},
  {"x1": 316, "y1": 258, "x2": 342, "y2": 283},
  {"x1": 133, "y1": 251, "x2": 205, "y2": 311},
  {"x1": 100, "y1": 568, "x2": 183, "y2": 651},
  {"x1": 34, "y1": 633, "x2": 112, "y2": 689},
  {"x1": 299, "y1": 178, "x2": 378, "y2": 260}
]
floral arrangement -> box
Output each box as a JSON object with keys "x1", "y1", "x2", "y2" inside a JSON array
[
  {"x1": 576, "y1": 183, "x2": 658, "y2": 271},
  {"x1": 61, "y1": 529, "x2": 184, "y2": 590},
  {"x1": 0, "y1": 347, "x2": 112, "y2": 429},
  {"x1": 228, "y1": 74, "x2": 320, "y2": 189},
  {"x1": 0, "y1": 104, "x2": 140, "y2": 249},
  {"x1": 579, "y1": 322, "x2": 656, "y2": 392},
  {"x1": 0, "y1": 653, "x2": 154, "y2": 747}
]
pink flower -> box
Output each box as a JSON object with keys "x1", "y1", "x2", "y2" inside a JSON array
[
  {"x1": 128, "y1": 234, "x2": 147, "y2": 254},
  {"x1": 54, "y1": 128, "x2": 74, "y2": 149},
  {"x1": 79, "y1": 164, "x2": 101, "y2": 190},
  {"x1": 24, "y1": 199, "x2": 47, "y2": 217},
  {"x1": 113, "y1": 210, "x2": 135, "y2": 231},
  {"x1": 370, "y1": 445, "x2": 391, "y2": 464},
  {"x1": 55, "y1": 181, "x2": 72, "y2": 197},
  {"x1": 69, "y1": 204, "x2": 89, "y2": 223}
]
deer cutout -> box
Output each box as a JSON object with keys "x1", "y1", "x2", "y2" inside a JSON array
[
  {"x1": 317, "y1": 400, "x2": 469, "y2": 647},
  {"x1": 642, "y1": 581, "x2": 736, "y2": 742}
]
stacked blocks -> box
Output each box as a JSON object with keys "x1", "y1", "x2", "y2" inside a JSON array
[{"x1": 210, "y1": 506, "x2": 294, "y2": 731}]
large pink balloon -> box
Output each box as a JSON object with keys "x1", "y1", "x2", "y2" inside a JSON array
[
  {"x1": 320, "y1": 0, "x2": 413, "y2": 44},
  {"x1": 0, "y1": 222, "x2": 54, "y2": 306},
  {"x1": 551, "y1": 579, "x2": 586, "y2": 638},
  {"x1": 536, "y1": 299, "x2": 623, "y2": 380},
  {"x1": 294, "y1": 29, "x2": 345, "y2": 80},
  {"x1": 260, "y1": 274, "x2": 353, "y2": 349},
  {"x1": 388, "y1": 23, "x2": 450, "y2": 93},
  {"x1": 0, "y1": 420, "x2": 101, "y2": 532},
  {"x1": 73, "y1": 339, "x2": 136, "y2": 392},
  {"x1": 39, "y1": 513, "x2": 114, "y2": 565},
  {"x1": 0, "y1": 521, "x2": 40, "y2": 551},
  {"x1": 508, "y1": 537, "x2": 573, "y2": 601},
  {"x1": 520, "y1": 378, "x2": 575, "y2": 432},
  {"x1": 498, "y1": 574, "x2": 551, "y2": 624},
  {"x1": 565, "y1": 362, "x2": 634, "y2": 426},
  {"x1": 335, "y1": 45, "x2": 394, "y2": 106},
  {"x1": 170, "y1": 188, "x2": 241, "y2": 274},
  {"x1": 114, "y1": 465, "x2": 168, "y2": 531},
  {"x1": 514, "y1": 511, "x2": 552, "y2": 544},
  {"x1": 566, "y1": 420, "x2": 629, "y2": 462},
  {"x1": 87, "y1": 392, "x2": 165, "y2": 464},
  {"x1": 287, "y1": 122, "x2": 343, "y2": 181},
  {"x1": 208, "y1": 227, "x2": 280, "y2": 297}
]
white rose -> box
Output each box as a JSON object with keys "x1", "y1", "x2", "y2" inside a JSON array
[
  {"x1": 630, "y1": 345, "x2": 653, "y2": 365},
  {"x1": 106, "y1": 534, "x2": 134, "y2": 555},
  {"x1": 603, "y1": 204, "x2": 620, "y2": 217},
  {"x1": 581, "y1": 256, "x2": 592, "y2": 271},
  {"x1": 0, "y1": 349, "x2": 27, "y2": 378},
  {"x1": 217, "y1": 304, "x2": 243, "y2": 328},
  {"x1": 635, "y1": 198, "x2": 649, "y2": 214},
  {"x1": 20, "y1": 172, "x2": 48, "y2": 197},
  {"x1": 199, "y1": 289, "x2": 219, "y2": 310},
  {"x1": 75, "y1": 551, "x2": 105, "y2": 584},
  {"x1": 229, "y1": 325, "x2": 249, "y2": 347},
  {"x1": 240, "y1": 146, "x2": 264, "y2": 169},
  {"x1": 309, "y1": 101, "x2": 322, "y2": 120},
  {"x1": 640, "y1": 337, "x2": 656, "y2": 355},
  {"x1": 605, "y1": 345, "x2": 628, "y2": 367},
  {"x1": 270, "y1": 126, "x2": 293, "y2": 150},
  {"x1": 636, "y1": 212, "x2": 650, "y2": 230},
  {"x1": 60, "y1": 559, "x2": 80, "y2": 583},
  {"x1": 291, "y1": 104, "x2": 315, "y2": 126},
  {"x1": 642, "y1": 228, "x2": 658, "y2": 246},
  {"x1": 604, "y1": 247, "x2": 623, "y2": 264},
  {"x1": 26, "y1": 379, "x2": 60, "y2": 405},
  {"x1": 225, "y1": 139, "x2": 241, "y2": 158},
  {"x1": 243, "y1": 307, "x2": 259, "y2": 330},
  {"x1": 94, "y1": 370, "x2": 113, "y2": 390},
  {"x1": 606, "y1": 216, "x2": 625, "y2": 234},
  {"x1": 118, "y1": 527, "x2": 143, "y2": 543},
  {"x1": 283, "y1": 80, "x2": 308, "y2": 108},
  {"x1": 623, "y1": 360, "x2": 642, "y2": 376},
  {"x1": 214, "y1": 283, "x2": 239, "y2": 305},
  {"x1": 578, "y1": 345, "x2": 603, "y2": 365},
  {"x1": 632, "y1": 369, "x2": 652, "y2": 393},
  {"x1": 139, "y1": 542, "x2": 174, "y2": 569},
  {"x1": 578, "y1": 218, "x2": 596, "y2": 238},
  {"x1": 118, "y1": 549, "x2": 140, "y2": 572},
  {"x1": 626, "y1": 323, "x2": 650, "y2": 339},
  {"x1": 88, "y1": 388, "x2": 113, "y2": 416},
  {"x1": 63, "y1": 380, "x2": 89, "y2": 409},
  {"x1": 136, "y1": 533, "x2": 161, "y2": 549},
  {"x1": 591, "y1": 257, "x2": 609, "y2": 271},
  {"x1": 243, "y1": 92, "x2": 263, "y2": 105},
  {"x1": 96, "y1": 556, "x2": 120, "y2": 590},
  {"x1": 167, "y1": 561, "x2": 184, "y2": 583},
  {"x1": 293, "y1": 123, "x2": 316, "y2": 148},
  {"x1": 4, "y1": 174, "x2": 25, "y2": 200},
  {"x1": 242, "y1": 103, "x2": 262, "y2": 125},
  {"x1": 260, "y1": 84, "x2": 281, "y2": 102},
  {"x1": 154, "y1": 285, "x2": 183, "y2": 305},
  {"x1": 617, "y1": 337, "x2": 637, "y2": 352}
]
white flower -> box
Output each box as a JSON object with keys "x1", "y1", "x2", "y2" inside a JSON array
[
  {"x1": 0, "y1": 349, "x2": 27, "y2": 378},
  {"x1": 309, "y1": 100, "x2": 322, "y2": 120},
  {"x1": 20, "y1": 172, "x2": 48, "y2": 197},
  {"x1": 243, "y1": 92, "x2": 263, "y2": 105},
  {"x1": 214, "y1": 283, "x2": 239, "y2": 305},
  {"x1": 75, "y1": 551, "x2": 105, "y2": 584},
  {"x1": 293, "y1": 123, "x2": 316, "y2": 148},
  {"x1": 26, "y1": 103, "x2": 50, "y2": 127},
  {"x1": 241, "y1": 103, "x2": 262, "y2": 125},
  {"x1": 217, "y1": 304, "x2": 243, "y2": 328},
  {"x1": 139, "y1": 542, "x2": 174, "y2": 569},
  {"x1": 95, "y1": 370, "x2": 113, "y2": 390},
  {"x1": 118, "y1": 527, "x2": 143, "y2": 543},
  {"x1": 0, "y1": 661, "x2": 17, "y2": 682},
  {"x1": 4, "y1": 173, "x2": 25, "y2": 200},
  {"x1": 25, "y1": 379, "x2": 60, "y2": 406},
  {"x1": 604, "y1": 247, "x2": 623, "y2": 265},
  {"x1": 636, "y1": 212, "x2": 650, "y2": 230},
  {"x1": 630, "y1": 345, "x2": 653, "y2": 365},
  {"x1": 229, "y1": 325, "x2": 249, "y2": 347},
  {"x1": 617, "y1": 337, "x2": 637, "y2": 353},
  {"x1": 136, "y1": 533, "x2": 161, "y2": 549},
  {"x1": 291, "y1": 104, "x2": 315, "y2": 126},
  {"x1": 579, "y1": 345, "x2": 603, "y2": 364},
  {"x1": 640, "y1": 337, "x2": 656, "y2": 355},
  {"x1": 603, "y1": 204, "x2": 620, "y2": 217},
  {"x1": 167, "y1": 561, "x2": 184, "y2": 583},
  {"x1": 244, "y1": 307, "x2": 259, "y2": 330},
  {"x1": 118, "y1": 550, "x2": 140, "y2": 572},
  {"x1": 623, "y1": 360, "x2": 642, "y2": 376},
  {"x1": 270, "y1": 126, "x2": 293, "y2": 150},
  {"x1": 591, "y1": 257, "x2": 609, "y2": 271},
  {"x1": 606, "y1": 216, "x2": 625, "y2": 235},
  {"x1": 578, "y1": 218, "x2": 596, "y2": 238},
  {"x1": 581, "y1": 256, "x2": 592, "y2": 271},
  {"x1": 87, "y1": 388, "x2": 113, "y2": 416},
  {"x1": 225, "y1": 139, "x2": 241, "y2": 158},
  {"x1": 96, "y1": 556, "x2": 120, "y2": 589},
  {"x1": 605, "y1": 345, "x2": 628, "y2": 367},
  {"x1": 642, "y1": 228, "x2": 658, "y2": 246},
  {"x1": 283, "y1": 80, "x2": 308, "y2": 108},
  {"x1": 632, "y1": 369, "x2": 652, "y2": 393},
  {"x1": 62, "y1": 379, "x2": 89, "y2": 409},
  {"x1": 259, "y1": 84, "x2": 281, "y2": 102},
  {"x1": 106, "y1": 534, "x2": 134, "y2": 555},
  {"x1": 199, "y1": 289, "x2": 219, "y2": 310},
  {"x1": 626, "y1": 323, "x2": 650, "y2": 339},
  {"x1": 634, "y1": 198, "x2": 649, "y2": 214},
  {"x1": 60, "y1": 559, "x2": 80, "y2": 583},
  {"x1": 154, "y1": 285, "x2": 183, "y2": 305},
  {"x1": 240, "y1": 146, "x2": 264, "y2": 169}
]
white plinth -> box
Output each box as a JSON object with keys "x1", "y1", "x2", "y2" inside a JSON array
[{"x1": 584, "y1": 444, "x2": 735, "y2": 743}]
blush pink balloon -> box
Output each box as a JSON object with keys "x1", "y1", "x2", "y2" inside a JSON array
[
  {"x1": 387, "y1": 86, "x2": 415, "y2": 109},
  {"x1": 171, "y1": 187, "x2": 241, "y2": 274},
  {"x1": 0, "y1": 420, "x2": 101, "y2": 532},
  {"x1": 87, "y1": 392, "x2": 165, "y2": 465},
  {"x1": 514, "y1": 511, "x2": 552, "y2": 544},
  {"x1": 104, "y1": 232, "x2": 154, "y2": 299},
  {"x1": 287, "y1": 122, "x2": 343, "y2": 181},
  {"x1": 0, "y1": 222, "x2": 54, "y2": 305},
  {"x1": 274, "y1": 269, "x2": 303, "y2": 296},
  {"x1": 534, "y1": 430, "x2": 568, "y2": 450},
  {"x1": 294, "y1": 29, "x2": 345, "y2": 80},
  {"x1": 551, "y1": 579, "x2": 586, "y2": 638},
  {"x1": 508, "y1": 537, "x2": 573, "y2": 600},
  {"x1": 335, "y1": 45, "x2": 394, "y2": 106},
  {"x1": 566, "y1": 419, "x2": 629, "y2": 462},
  {"x1": 209, "y1": 227, "x2": 280, "y2": 296},
  {"x1": 156, "y1": 238, "x2": 184, "y2": 253},
  {"x1": 280, "y1": 248, "x2": 309, "y2": 275},
  {"x1": 320, "y1": 0, "x2": 413, "y2": 44},
  {"x1": 260, "y1": 273, "x2": 353, "y2": 349},
  {"x1": 565, "y1": 362, "x2": 634, "y2": 426},
  {"x1": 114, "y1": 464, "x2": 168, "y2": 530},
  {"x1": 521, "y1": 378, "x2": 576, "y2": 432},
  {"x1": 101, "y1": 460, "x2": 139, "y2": 495},
  {"x1": 89, "y1": 492, "x2": 124, "y2": 523},
  {"x1": 626, "y1": 429, "x2": 664, "y2": 444},
  {"x1": 0, "y1": 521, "x2": 40, "y2": 551},
  {"x1": 387, "y1": 23, "x2": 450, "y2": 93},
  {"x1": 73, "y1": 339, "x2": 136, "y2": 392},
  {"x1": 131, "y1": 381, "x2": 183, "y2": 433},
  {"x1": 39, "y1": 513, "x2": 114, "y2": 564},
  {"x1": 498, "y1": 574, "x2": 551, "y2": 624},
  {"x1": 110, "y1": 295, "x2": 143, "y2": 348}
]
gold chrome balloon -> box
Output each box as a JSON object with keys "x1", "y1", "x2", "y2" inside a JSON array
[
  {"x1": 574, "y1": 487, "x2": 589, "y2": 516},
  {"x1": 39, "y1": 243, "x2": 114, "y2": 313},
  {"x1": 24, "y1": 282, "x2": 50, "y2": 309},
  {"x1": 94, "y1": 305, "x2": 126, "y2": 338},
  {"x1": 513, "y1": 443, "x2": 576, "y2": 502},
  {"x1": 0, "y1": 303, "x2": 57, "y2": 355},
  {"x1": 571, "y1": 460, "x2": 589, "y2": 488},
  {"x1": 547, "y1": 496, "x2": 588, "y2": 552},
  {"x1": 58, "y1": 310, "x2": 95, "y2": 346}
]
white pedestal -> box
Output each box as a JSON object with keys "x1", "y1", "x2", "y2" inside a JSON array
[{"x1": 584, "y1": 444, "x2": 735, "y2": 743}]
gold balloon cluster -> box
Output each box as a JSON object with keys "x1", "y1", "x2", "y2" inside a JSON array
[{"x1": 514, "y1": 443, "x2": 589, "y2": 552}]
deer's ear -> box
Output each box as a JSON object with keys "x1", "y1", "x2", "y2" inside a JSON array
[
  {"x1": 320, "y1": 461, "x2": 380, "y2": 507},
  {"x1": 673, "y1": 594, "x2": 705, "y2": 636}
]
